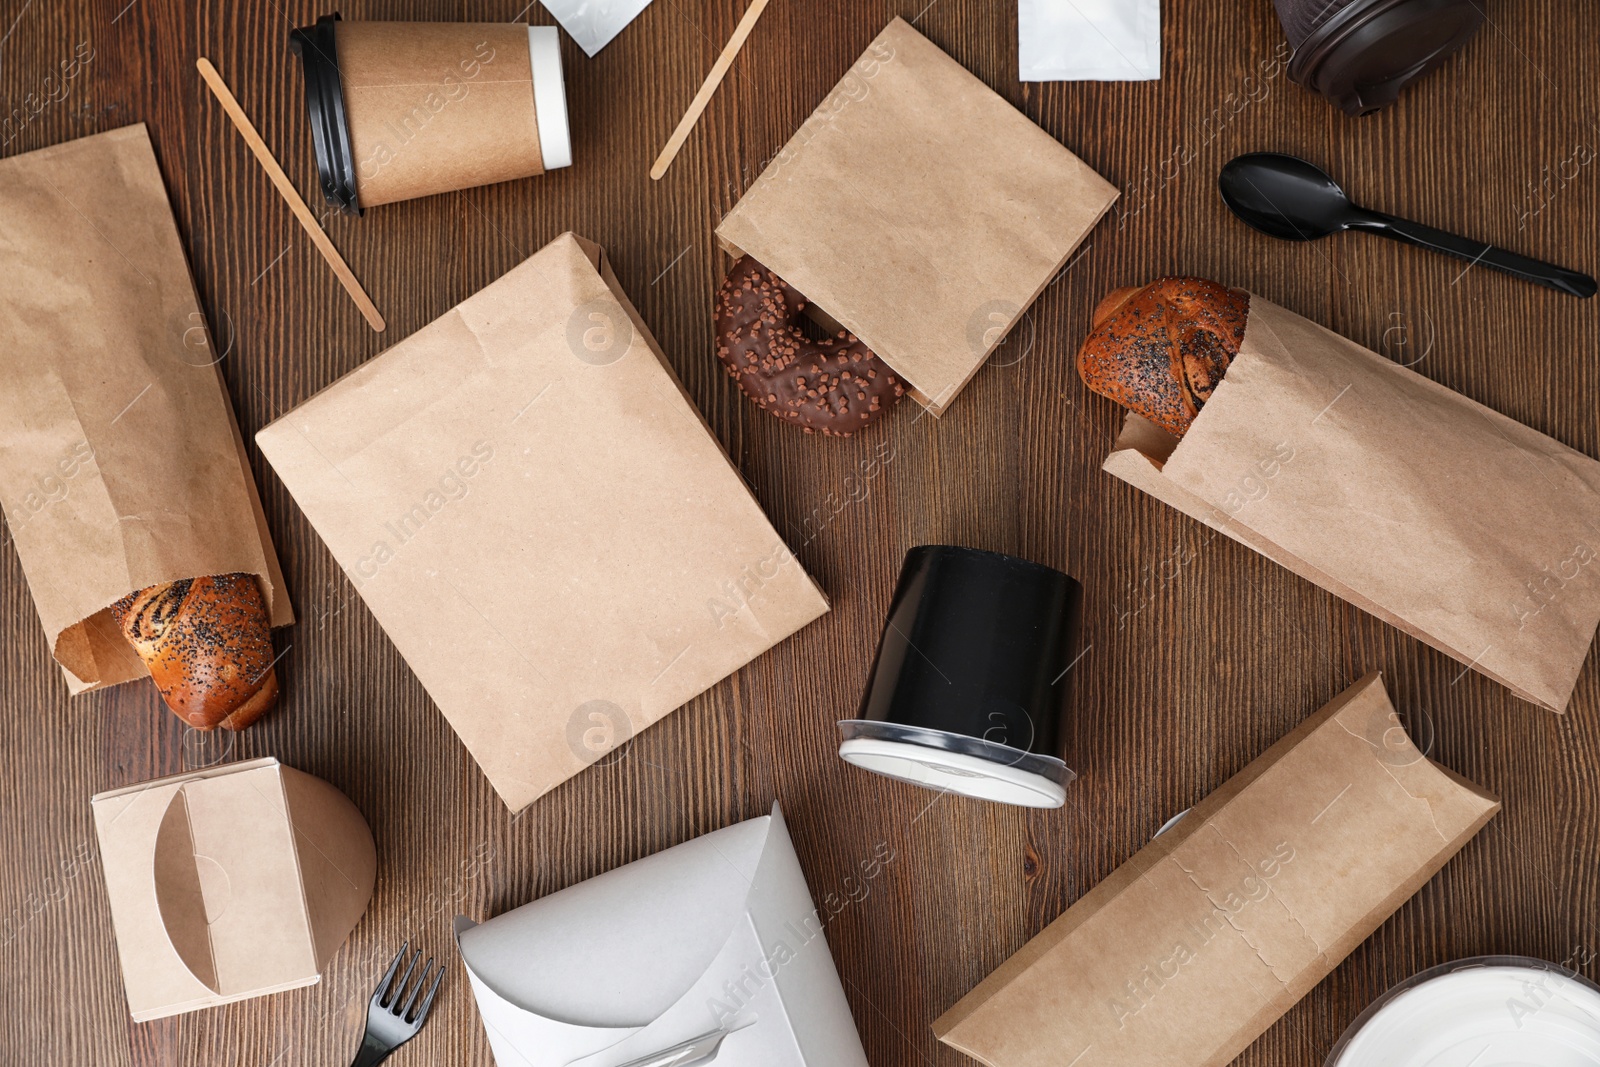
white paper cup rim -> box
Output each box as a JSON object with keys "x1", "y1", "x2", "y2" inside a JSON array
[{"x1": 528, "y1": 26, "x2": 572, "y2": 171}]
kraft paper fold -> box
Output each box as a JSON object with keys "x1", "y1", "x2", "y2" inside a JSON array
[
  {"x1": 715, "y1": 17, "x2": 1117, "y2": 415},
  {"x1": 257, "y1": 233, "x2": 829, "y2": 812},
  {"x1": 1104, "y1": 296, "x2": 1600, "y2": 713},
  {"x1": 339, "y1": 22, "x2": 544, "y2": 208},
  {"x1": 0, "y1": 124, "x2": 292, "y2": 695},
  {"x1": 934, "y1": 673, "x2": 1499, "y2": 1067},
  {"x1": 92, "y1": 757, "x2": 376, "y2": 1022}
]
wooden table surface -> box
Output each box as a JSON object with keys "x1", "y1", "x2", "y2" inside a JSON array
[{"x1": 3, "y1": 1, "x2": 1599, "y2": 1064}]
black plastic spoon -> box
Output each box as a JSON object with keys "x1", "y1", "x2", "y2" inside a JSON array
[{"x1": 1218, "y1": 153, "x2": 1597, "y2": 299}]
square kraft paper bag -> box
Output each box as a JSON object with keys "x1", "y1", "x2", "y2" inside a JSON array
[
  {"x1": 716, "y1": 17, "x2": 1118, "y2": 415},
  {"x1": 257, "y1": 234, "x2": 828, "y2": 811},
  {"x1": 1104, "y1": 296, "x2": 1600, "y2": 713}
]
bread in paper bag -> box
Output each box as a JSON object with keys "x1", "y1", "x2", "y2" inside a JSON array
[
  {"x1": 0, "y1": 125, "x2": 292, "y2": 695},
  {"x1": 1097, "y1": 290, "x2": 1600, "y2": 712}
]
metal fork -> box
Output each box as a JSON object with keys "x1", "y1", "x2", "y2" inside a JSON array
[{"x1": 349, "y1": 942, "x2": 446, "y2": 1067}]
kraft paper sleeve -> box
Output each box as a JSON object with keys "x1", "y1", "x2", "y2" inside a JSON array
[
  {"x1": 933, "y1": 674, "x2": 1499, "y2": 1067},
  {"x1": 339, "y1": 22, "x2": 544, "y2": 208}
]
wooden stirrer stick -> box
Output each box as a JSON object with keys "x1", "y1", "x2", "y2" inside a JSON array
[
  {"x1": 650, "y1": 0, "x2": 773, "y2": 180},
  {"x1": 196, "y1": 57, "x2": 385, "y2": 333}
]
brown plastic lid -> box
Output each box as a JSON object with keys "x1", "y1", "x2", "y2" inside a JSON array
[{"x1": 1276, "y1": 0, "x2": 1485, "y2": 115}]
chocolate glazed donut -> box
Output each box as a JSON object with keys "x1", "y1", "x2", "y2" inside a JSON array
[{"x1": 714, "y1": 255, "x2": 905, "y2": 436}]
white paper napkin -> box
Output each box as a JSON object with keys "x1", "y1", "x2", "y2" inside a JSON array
[
  {"x1": 1019, "y1": 0, "x2": 1161, "y2": 81},
  {"x1": 538, "y1": 0, "x2": 655, "y2": 57}
]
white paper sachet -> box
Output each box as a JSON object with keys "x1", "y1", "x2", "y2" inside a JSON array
[
  {"x1": 539, "y1": 0, "x2": 655, "y2": 57},
  {"x1": 1019, "y1": 0, "x2": 1161, "y2": 81}
]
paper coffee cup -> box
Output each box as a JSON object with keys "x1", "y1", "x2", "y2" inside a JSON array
[{"x1": 289, "y1": 14, "x2": 571, "y2": 215}]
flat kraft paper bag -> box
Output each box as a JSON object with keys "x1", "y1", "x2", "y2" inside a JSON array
[
  {"x1": 934, "y1": 673, "x2": 1499, "y2": 1067},
  {"x1": 257, "y1": 233, "x2": 829, "y2": 812},
  {"x1": 715, "y1": 17, "x2": 1118, "y2": 415},
  {"x1": 1104, "y1": 296, "x2": 1600, "y2": 713},
  {"x1": 0, "y1": 124, "x2": 292, "y2": 694}
]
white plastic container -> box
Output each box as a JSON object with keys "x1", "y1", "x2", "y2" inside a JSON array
[{"x1": 1327, "y1": 956, "x2": 1600, "y2": 1067}]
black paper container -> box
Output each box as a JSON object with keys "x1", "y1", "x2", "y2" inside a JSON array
[
  {"x1": 838, "y1": 545, "x2": 1082, "y2": 808},
  {"x1": 1273, "y1": 0, "x2": 1485, "y2": 116}
]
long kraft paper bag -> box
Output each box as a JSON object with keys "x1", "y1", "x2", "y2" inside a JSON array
[
  {"x1": 716, "y1": 17, "x2": 1117, "y2": 415},
  {"x1": 257, "y1": 233, "x2": 829, "y2": 812},
  {"x1": 0, "y1": 124, "x2": 292, "y2": 694},
  {"x1": 934, "y1": 673, "x2": 1499, "y2": 1067},
  {"x1": 1104, "y1": 295, "x2": 1600, "y2": 713}
]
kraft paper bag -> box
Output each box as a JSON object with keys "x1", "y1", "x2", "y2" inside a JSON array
[
  {"x1": 0, "y1": 124, "x2": 292, "y2": 695},
  {"x1": 1103, "y1": 296, "x2": 1600, "y2": 714},
  {"x1": 257, "y1": 233, "x2": 829, "y2": 812},
  {"x1": 715, "y1": 17, "x2": 1118, "y2": 415},
  {"x1": 92, "y1": 757, "x2": 377, "y2": 1021},
  {"x1": 934, "y1": 674, "x2": 1499, "y2": 1067}
]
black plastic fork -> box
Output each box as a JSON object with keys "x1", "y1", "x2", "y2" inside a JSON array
[{"x1": 349, "y1": 942, "x2": 445, "y2": 1067}]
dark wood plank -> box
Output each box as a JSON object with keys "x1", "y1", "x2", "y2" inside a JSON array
[{"x1": 2, "y1": 1, "x2": 1598, "y2": 1064}]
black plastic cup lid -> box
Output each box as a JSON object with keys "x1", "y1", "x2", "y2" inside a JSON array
[
  {"x1": 1276, "y1": 0, "x2": 1485, "y2": 116},
  {"x1": 288, "y1": 13, "x2": 362, "y2": 216},
  {"x1": 838, "y1": 545, "x2": 1083, "y2": 808}
]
